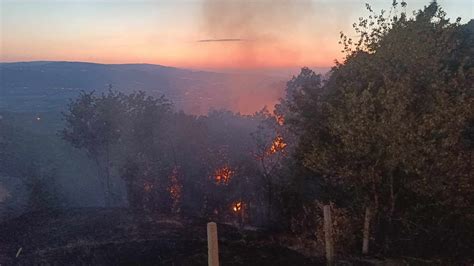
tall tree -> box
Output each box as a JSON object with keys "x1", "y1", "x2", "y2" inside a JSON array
[
  {"x1": 62, "y1": 90, "x2": 126, "y2": 206},
  {"x1": 283, "y1": 2, "x2": 473, "y2": 256}
]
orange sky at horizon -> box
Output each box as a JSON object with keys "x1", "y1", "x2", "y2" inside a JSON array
[
  {"x1": 1, "y1": 37, "x2": 341, "y2": 69},
  {"x1": 1, "y1": 0, "x2": 471, "y2": 70}
]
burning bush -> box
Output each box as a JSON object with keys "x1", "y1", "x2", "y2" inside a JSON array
[
  {"x1": 268, "y1": 136, "x2": 287, "y2": 155},
  {"x1": 232, "y1": 201, "x2": 243, "y2": 212},
  {"x1": 168, "y1": 167, "x2": 182, "y2": 213},
  {"x1": 212, "y1": 166, "x2": 234, "y2": 185}
]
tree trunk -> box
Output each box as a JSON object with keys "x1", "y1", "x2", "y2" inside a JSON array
[
  {"x1": 94, "y1": 157, "x2": 108, "y2": 207},
  {"x1": 104, "y1": 145, "x2": 112, "y2": 207},
  {"x1": 362, "y1": 207, "x2": 371, "y2": 255},
  {"x1": 240, "y1": 201, "x2": 245, "y2": 227},
  {"x1": 370, "y1": 174, "x2": 379, "y2": 249},
  {"x1": 267, "y1": 179, "x2": 273, "y2": 224},
  {"x1": 385, "y1": 172, "x2": 396, "y2": 253},
  {"x1": 323, "y1": 205, "x2": 334, "y2": 266}
]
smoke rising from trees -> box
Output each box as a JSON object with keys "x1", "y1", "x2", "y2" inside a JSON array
[{"x1": 200, "y1": 0, "x2": 314, "y2": 66}]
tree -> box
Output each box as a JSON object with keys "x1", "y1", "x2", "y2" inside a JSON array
[
  {"x1": 62, "y1": 90, "x2": 126, "y2": 206},
  {"x1": 119, "y1": 92, "x2": 172, "y2": 212},
  {"x1": 283, "y1": 2, "x2": 473, "y2": 257},
  {"x1": 250, "y1": 108, "x2": 292, "y2": 224}
]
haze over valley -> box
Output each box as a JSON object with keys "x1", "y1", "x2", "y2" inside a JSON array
[{"x1": 1, "y1": 61, "x2": 325, "y2": 115}]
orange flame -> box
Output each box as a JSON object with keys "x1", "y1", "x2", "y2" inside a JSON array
[
  {"x1": 213, "y1": 166, "x2": 234, "y2": 185},
  {"x1": 168, "y1": 168, "x2": 182, "y2": 201},
  {"x1": 232, "y1": 201, "x2": 243, "y2": 212},
  {"x1": 268, "y1": 135, "x2": 287, "y2": 155}
]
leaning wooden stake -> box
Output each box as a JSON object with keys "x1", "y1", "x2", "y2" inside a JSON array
[
  {"x1": 323, "y1": 205, "x2": 334, "y2": 266},
  {"x1": 362, "y1": 207, "x2": 371, "y2": 255},
  {"x1": 207, "y1": 222, "x2": 219, "y2": 266}
]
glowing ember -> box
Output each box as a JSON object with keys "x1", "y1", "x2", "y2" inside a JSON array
[
  {"x1": 232, "y1": 201, "x2": 243, "y2": 212},
  {"x1": 168, "y1": 167, "x2": 182, "y2": 212},
  {"x1": 168, "y1": 179, "x2": 181, "y2": 200},
  {"x1": 213, "y1": 166, "x2": 234, "y2": 185},
  {"x1": 277, "y1": 115, "x2": 285, "y2": 126},
  {"x1": 268, "y1": 135, "x2": 287, "y2": 154},
  {"x1": 143, "y1": 181, "x2": 153, "y2": 193}
]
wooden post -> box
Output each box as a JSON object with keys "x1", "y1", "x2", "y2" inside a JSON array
[
  {"x1": 362, "y1": 207, "x2": 371, "y2": 255},
  {"x1": 240, "y1": 203, "x2": 245, "y2": 227},
  {"x1": 207, "y1": 222, "x2": 219, "y2": 266},
  {"x1": 323, "y1": 205, "x2": 334, "y2": 266}
]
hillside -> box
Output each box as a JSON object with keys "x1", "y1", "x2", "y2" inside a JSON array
[
  {"x1": 0, "y1": 61, "x2": 287, "y2": 114},
  {"x1": 0, "y1": 208, "x2": 318, "y2": 265}
]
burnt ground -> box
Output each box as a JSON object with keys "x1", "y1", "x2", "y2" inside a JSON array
[{"x1": 0, "y1": 208, "x2": 321, "y2": 265}]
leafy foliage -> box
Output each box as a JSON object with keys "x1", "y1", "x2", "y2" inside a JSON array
[{"x1": 282, "y1": 2, "x2": 473, "y2": 257}]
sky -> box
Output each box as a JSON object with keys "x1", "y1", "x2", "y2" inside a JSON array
[{"x1": 1, "y1": 0, "x2": 473, "y2": 69}]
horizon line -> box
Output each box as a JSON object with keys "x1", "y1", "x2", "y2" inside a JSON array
[{"x1": 0, "y1": 60, "x2": 333, "y2": 70}]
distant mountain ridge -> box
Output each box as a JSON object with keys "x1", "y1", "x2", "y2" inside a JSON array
[{"x1": 0, "y1": 61, "x2": 289, "y2": 114}]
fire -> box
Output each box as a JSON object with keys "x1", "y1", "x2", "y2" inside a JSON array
[
  {"x1": 232, "y1": 201, "x2": 246, "y2": 226},
  {"x1": 168, "y1": 179, "x2": 181, "y2": 200},
  {"x1": 268, "y1": 135, "x2": 287, "y2": 154},
  {"x1": 277, "y1": 115, "x2": 285, "y2": 126},
  {"x1": 213, "y1": 166, "x2": 234, "y2": 185},
  {"x1": 232, "y1": 201, "x2": 243, "y2": 212},
  {"x1": 168, "y1": 167, "x2": 182, "y2": 212}
]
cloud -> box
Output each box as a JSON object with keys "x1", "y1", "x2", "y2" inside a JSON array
[{"x1": 197, "y1": 38, "x2": 247, "y2": 43}]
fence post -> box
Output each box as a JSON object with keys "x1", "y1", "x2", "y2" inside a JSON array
[
  {"x1": 207, "y1": 222, "x2": 219, "y2": 266},
  {"x1": 323, "y1": 205, "x2": 334, "y2": 266},
  {"x1": 362, "y1": 207, "x2": 371, "y2": 255}
]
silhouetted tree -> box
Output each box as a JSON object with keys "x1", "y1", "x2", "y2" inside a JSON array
[
  {"x1": 282, "y1": 2, "x2": 473, "y2": 257},
  {"x1": 62, "y1": 90, "x2": 126, "y2": 206}
]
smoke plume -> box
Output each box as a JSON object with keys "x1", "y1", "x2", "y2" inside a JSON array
[{"x1": 200, "y1": 0, "x2": 314, "y2": 67}]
